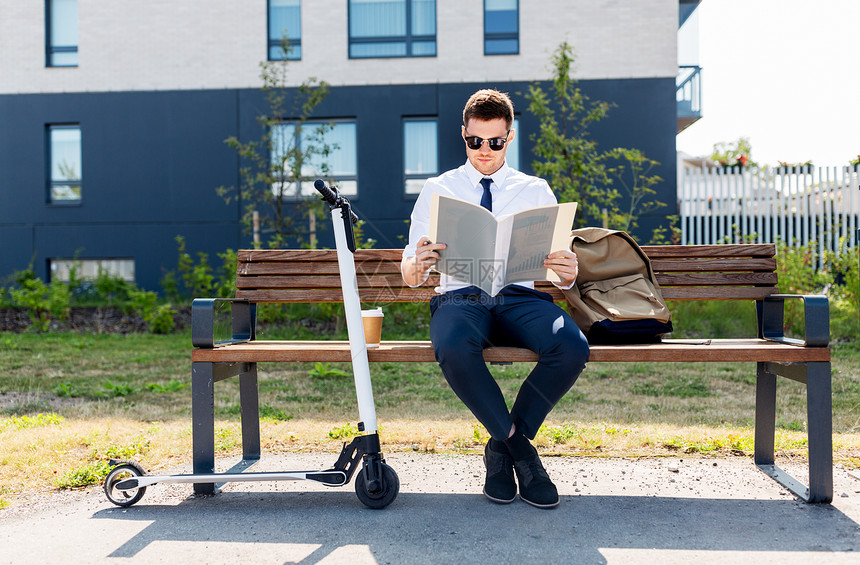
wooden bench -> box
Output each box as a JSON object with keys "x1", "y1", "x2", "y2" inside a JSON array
[{"x1": 190, "y1": 244, "x2": 833, "y2": 503}]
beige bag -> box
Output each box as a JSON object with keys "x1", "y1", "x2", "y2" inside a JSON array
[{"x1": 563, "y1": 227, "x2": 672, "y2": 343}]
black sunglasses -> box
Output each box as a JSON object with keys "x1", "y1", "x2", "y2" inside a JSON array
[{"x1": 464, "y1": 131, "x2": 510, "y2": 151}]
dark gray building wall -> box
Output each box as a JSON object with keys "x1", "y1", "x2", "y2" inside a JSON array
[
  {"x1": 0, "y1": 89, "x2": 243, "y2": 291},
  {"x1": 0, "y1": 78, "x2": 676, "y2": 293}
]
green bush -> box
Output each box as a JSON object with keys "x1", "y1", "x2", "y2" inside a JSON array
[
  {"x1": 828, "y1": 242, "x2": 859, "y2": 341},
  {"x1": 8, "y1": 270, "x2": 71, "y2": 332},
  {"x1": 617, "y1": 240, "x2": 858, "y2": 343},
  {"x1": 128, "y1": 288, "x2": 176, "y2": 334},
  {"x1": 215, "y1": 249, "x2": 238, "y2": 298},
  {"x1": 161, "y1": 237, "x2": 237, "y2": 301},
  {"x1": 775, "y1": 240, "x2": 859, "y2": 342},
  {"x1": 2, "y1": 265, "x2": 178, "y2": 334},
  {"x1": 93, "y1": 268, "x2": 135, "y2": 306},
  {"x1": 147, "y1": 304, "x2": 176, "y2": 334}
]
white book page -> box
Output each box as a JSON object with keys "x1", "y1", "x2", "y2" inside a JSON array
[
  {"x1": 503, "y1": 202, "x2": 578, "y2": 285},
  {"x1": 430, "y1": 193, "x2": 498, "y2": 294}
]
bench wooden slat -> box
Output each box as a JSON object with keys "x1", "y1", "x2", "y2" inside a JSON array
[
  {"x1": 239, "y1": 261, "x2": 404, "y2": 276},
  {"x1": 236, "y1": 272, "x2": 777, "y2": 292},
  {"x1": 237, "y1": 274, "x2": 413, "y2": 290},
  {"x1": 655, "y1": 272, "x2": 777, "y2": 286},
  {"x1": 236, "y1": 288, "x2": 443, "y2": 303},
  {"x1": 238, "y1": 249, "x2": 404, "y2": 262},
  {"x1": 649, "y1": 257, "x2": 777, "y2": 272},
  {"x1": 640, "y1": 244, "x2": 775, "y2": 258},
  {"x1": 191, "y1": 338, "x2": 829, "y2": 364},
  {"x1": 235, "y1": 286, "x2": 775, "y2": 303},
  {"x1": 658, "y1": 287, "x2": 775, "y2": 300},
  {"x1": 240, "y1": 246, "x2": 778, "y2": 261}
]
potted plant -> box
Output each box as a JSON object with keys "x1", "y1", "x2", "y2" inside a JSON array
[
  {"x1": 711, "y1": 138, "x2": 755, "y2": 172},
  {"x1": 777, "y1": 160, "x2": 813, "y2": 174}
]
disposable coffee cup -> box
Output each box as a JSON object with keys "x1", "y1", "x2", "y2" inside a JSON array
[{"x1": 361, "y1": 307, "x2": 384, "y2": 348}]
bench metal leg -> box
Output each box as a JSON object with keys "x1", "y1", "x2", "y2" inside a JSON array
[
  {"x1": 806, "y1": 362, "x2": 833, "y2": 503},
  {"x1": 754, "y1": 361, "x2": 833, "y2": 503},
  {"x1": 754, "y1": 363, "x2": 776, "y2": 467},
  {"x1": 239, "y1": 363, "x2": 261, "y2": 461},
  {"x1": 192, "y1": 361, "x2": 216, "y2": 495}
]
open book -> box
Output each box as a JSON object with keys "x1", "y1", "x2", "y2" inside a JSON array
[{"x1": 428, "y1": 194, "x2": 577, "y2": 296}]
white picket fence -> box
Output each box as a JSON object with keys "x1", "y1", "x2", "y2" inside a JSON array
[{"x1": 679, "y1": 165, "x2": 860, "y2": 260}]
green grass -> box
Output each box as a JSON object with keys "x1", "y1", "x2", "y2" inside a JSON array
[
  {"x1": 56, "y1": 460, "x2": 112, "y2": 489},
  {"x1": 0, "y1": 301, "x2": 859, "y2": 502},
  {"x1": 1, "y1": 330, "x2": 858, "y2": 431}
]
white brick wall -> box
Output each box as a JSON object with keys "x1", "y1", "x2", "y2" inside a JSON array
[{"x1": 0, "y1": 0, "x2": 677, "y2": 94}]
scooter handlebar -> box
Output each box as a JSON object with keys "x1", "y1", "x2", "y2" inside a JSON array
[
  {"x1": 314, "y1": 179, "x2": 339, "y2": 206},
  {"x1": 314, "y1": 179, "x2": 359, "y2": 224}
]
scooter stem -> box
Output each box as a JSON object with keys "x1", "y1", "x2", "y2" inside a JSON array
[{"x1": 330, "y1": 206, "x2": 378, "y2": 433}]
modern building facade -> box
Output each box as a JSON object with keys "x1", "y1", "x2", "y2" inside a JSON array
[{"x1": 0, "y1": 0, "x2": 700, "y2": 292}]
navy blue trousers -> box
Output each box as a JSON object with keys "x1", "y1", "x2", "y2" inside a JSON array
[{"x1": 429, "y1": 285, "x2": 590, "y2": 441}]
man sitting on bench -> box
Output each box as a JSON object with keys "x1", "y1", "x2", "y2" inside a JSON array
[{"x1": 400, "y1": 89, "x2": 590, "y2": 508}]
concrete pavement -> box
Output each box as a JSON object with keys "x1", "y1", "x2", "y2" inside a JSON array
[{"x1": 1, "y1": 452, "x2": 859, "y2": 564}]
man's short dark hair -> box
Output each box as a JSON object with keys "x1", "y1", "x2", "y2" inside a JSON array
[{"x1": 463, "y1": 89, "x2": 515, "y2": 130}]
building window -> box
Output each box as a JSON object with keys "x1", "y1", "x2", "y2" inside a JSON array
[
  {"x1": 403, "y1": 119, "x2": 437, "y2": 195},
  {"x1": 48, "y1": 125, "x2": 82, "y2": 203},
  {"x1": 50, "y1": 258, "x2": 136, "y2": 283},
  {"x1": 484, "y1": 0, "x2": 518, "y2": 55},
  {"x1": 46, "y1": 0, "x2": 78, "y2": 67},
  {"x1": 268, "y1": 0, "x2": 301, "y2": 60},
  {"x1": 348, "y1": 0, "x2": 436, "y2": 58},
  {"x1": 271, "y1": 120, "x2": 358, "y2": 197}
]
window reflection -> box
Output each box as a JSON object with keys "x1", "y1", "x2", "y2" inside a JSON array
[
  {"x1": 404, "y1": 119, "x2": 437, "y2": 195},
  {"x1": 47, "y1": 0, "x2": 78, "y2": 67},
  {"x1": 349, "y1": 0, "x2": 436, "y2": 58},
  {"x1": 271, "y1": 120, "x2": 358, "y2": 197},
  {"x1": 49, "y1": 125, "x2": 82, "y2": 202},
  {"x1": 268, "y1": 0, "x2": 302, "y2": 60},
  {"x1": 484, "y1": 0, "x2": 519, "y2": 55}
]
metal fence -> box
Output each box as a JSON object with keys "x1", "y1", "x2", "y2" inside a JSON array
[{"x1": 679, "y1": 165, "x2": 860, "y2": 260}]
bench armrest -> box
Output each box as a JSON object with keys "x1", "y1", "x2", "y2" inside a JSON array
[
  {"x1": 758, "y1": 294, "x2": 829, "y2": 347},
  {"x1": 192, "y1": 298, "x2": 255, "y2": 348}
]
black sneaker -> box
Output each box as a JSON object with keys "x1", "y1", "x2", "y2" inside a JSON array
[
  {"x1": 513, "y1": 454, "x2": 559, "y2": 509},
  {"x1": 482, "y1": 439, "x2": 516, "y2": 504}
]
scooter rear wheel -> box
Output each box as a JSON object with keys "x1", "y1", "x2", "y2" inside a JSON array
[
  {"x1": 355, "y1": 462, "x2": 399, "y2": 509},
  {"x1": 104, "y1": 460, "x2": 147, "y2": 507}
]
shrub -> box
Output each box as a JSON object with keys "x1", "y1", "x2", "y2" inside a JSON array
[
  {"x1": 147, "y1": 304, "x2": 176, "y2": 334},
  {"x1": 827, "y1": 242, "x2": 859, "y2": 341},
  {"x1": 8, "y1": 270, "x2": 71, "y2": 332},
  {"x1": 93, "y1": 268, "x2": 135, "y2": 306},
  {"x1": 162, "y1": 238, "x2": 236, "y2": 301},
  {"x1": 215, "y1": 249, "x2": 238, "y2": 298},
  {"x1": 128, "y1": 288, "x2": 176, "y2": 334},
  {"x1": 773, "y1": 240, "x2": 857, "y2": 341}
]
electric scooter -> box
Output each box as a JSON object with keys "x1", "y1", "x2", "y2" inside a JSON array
[{"x1": 103, "y1": 179, "x2": 399, "y2": 509}]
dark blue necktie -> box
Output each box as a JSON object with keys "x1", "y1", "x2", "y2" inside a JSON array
[{"x1": 480, "y1": 178, "x2": 493, "y2": 212}]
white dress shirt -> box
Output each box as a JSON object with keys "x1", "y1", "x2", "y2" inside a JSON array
[{"x1": 403, "y1": 160, "x2": 572, "y2": 294}]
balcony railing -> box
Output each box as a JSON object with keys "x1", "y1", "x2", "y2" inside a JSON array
[{"x1": 676, "y1": 65, "x2": 702, "y2": 132}]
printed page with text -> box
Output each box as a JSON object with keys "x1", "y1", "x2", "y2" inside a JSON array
[{"x1": 429, "y1": 194, "x2": 577, "y2": 295}]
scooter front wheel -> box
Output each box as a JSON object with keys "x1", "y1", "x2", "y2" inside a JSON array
[
  {"x1": 104, "y1": 460, "x2": 147, "y2": 507},
  {"x1": 355, "y1": 462, "x2": 399, "y2": 509}
]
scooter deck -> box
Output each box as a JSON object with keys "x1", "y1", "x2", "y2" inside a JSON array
[{"x1": 117, "y1": 470, "x2": 348, "y2": 490}]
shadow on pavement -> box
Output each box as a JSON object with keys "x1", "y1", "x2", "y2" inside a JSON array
[{"x1": 93, "y1": 490, "x2": 860, "y2": 563}]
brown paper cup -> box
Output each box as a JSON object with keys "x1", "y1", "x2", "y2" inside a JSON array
[{"x1": 361, "y1": 308, "x2": 384, "y2": 348}]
